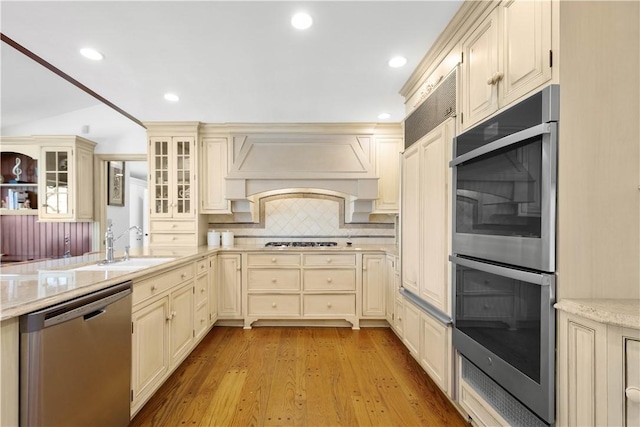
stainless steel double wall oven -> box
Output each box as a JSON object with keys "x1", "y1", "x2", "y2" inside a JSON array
[{"x1": 450, "y1": 85, "x2": 559, "y2": 425}]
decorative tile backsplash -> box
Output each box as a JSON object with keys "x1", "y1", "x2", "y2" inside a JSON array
[{"x1": 208, "y1": 196, "x2": 396, "y2": 246}]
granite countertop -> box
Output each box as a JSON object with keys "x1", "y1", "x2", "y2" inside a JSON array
[
  {"x1": 555, "y1": 299, "x2": 640, "y2": 330},
  {"x1": 0, "y1": 244, "x2": 398, "y2": 321}
]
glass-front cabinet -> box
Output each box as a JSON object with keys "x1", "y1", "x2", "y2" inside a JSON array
[
  {"x1": 149, "y1": 136, "x2": 196, "y2": 219},
  {"x1": 42, "y1": 148, "x2": 71, "y2": 218}
]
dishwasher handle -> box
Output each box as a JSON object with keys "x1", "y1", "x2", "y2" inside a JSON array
[{"x1": 20, "y1": 281, "x2": 132, "y2": 332}]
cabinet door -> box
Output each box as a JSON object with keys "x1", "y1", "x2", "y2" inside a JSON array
[
  {"x1": 132, "y1": 296, "x2": 170, "y2": 407},
  {"x1": 499, "y1": 0, "x2": 552, "y2": 106},
  {"x1": 419, "y1": 311, "x2": 451, "y2": 395},
  {"x1": 201, "y1": 137, "x2": 230, "y2": 213},
  {"x1": 374, "y1": 137, "x2": 402, "y2": 213},
  {"x1": 169, "y1": 283, "x2": 194, "y2": 367},
  {"x1": 419, "y1": 121, "x2": 452, "y2": 315},
  {"x1": 385, "y1": 255, "x2": 396, "y2": 324},
  {"x1": 75, "y1": 146, "x2": 94, "y2": 220},
  {"x1": 627, "y1": 339, "x2": 640, "y2": 426},
  {"x1": 401, "y1": 144, "x2": 420, "y2": 295},
  {"x1": 209, "y1": 255, "x2": 218, "y2": 324},
  {"x1": 172, "y1": 137, "x2": 196, "y2": 218},
  {"x1": 218, "y1": 254, "x2": 242, "y2": 318},
  {"x1": 39, "y1": 146, "x2": 73, "y2": 220},
  {"x1": 403, "y1": 300, "x2": 420, "y2": 357},
  {"x1": 362, "y1": 254, "x2": 386, "y2": 317},
  {"x1": 461, "y1": 8, "x2": 499, "y2": 130},
  {"x1": 149, "y1": 138, "x2": 172, "y2": 218},
  {"x1": 393, "y1": 298, "x2": 404, "y2": 336}
]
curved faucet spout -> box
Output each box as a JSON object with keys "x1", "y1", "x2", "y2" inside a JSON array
[{"x1": 104, "y1": 222, "x2": 144, "y2": 263}]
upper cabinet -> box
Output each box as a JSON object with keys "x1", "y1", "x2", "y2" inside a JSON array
[
  {"x1": 149, "y1": 136, "x2": 197, "y2": 219},
  {"x1": 373, "y1": 137, "x2": 403, "y2": 214},
  {"x1": 200, "y1": 137, "x2": 230, "y2": 214},
  {"x1": 460, "y1": 0, "x2": 552, "y2": 130},
  {"x1": 1, "y1": 136, "x2": 95, "y2": 222}
]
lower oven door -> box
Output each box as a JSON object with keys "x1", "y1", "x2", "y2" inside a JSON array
[{"x1": 450, "y1": 255, "x2": 555, "y2": 424}]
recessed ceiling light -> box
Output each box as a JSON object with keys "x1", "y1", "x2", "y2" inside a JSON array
[
  {"x1": 291, "y1": 12, "x2": 313, "y2": 30},
  {"x1": 388, "y1": 56, "x2": 407, "y2": 68},
  {"x1": 378, "y1": 113, "x2": 391, "y2": 120},
  {"x1": 80, "y1": 48, "x2": 103, "y2": 61},
  {"x1": 164, "y1": 93, "x2": 180, "y2": 102}
]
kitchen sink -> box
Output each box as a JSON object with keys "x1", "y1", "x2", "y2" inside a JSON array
[{"x1": 71, "y1": 257, "x2": 175, "y2": 272}]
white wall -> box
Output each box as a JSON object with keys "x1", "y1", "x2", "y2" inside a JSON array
[
  {"x1": 1, "y1": 104, "x2": 147, "y2": 154},
  {"x1": 107, "y1": 172, "x2": 147, "y2": 251}
]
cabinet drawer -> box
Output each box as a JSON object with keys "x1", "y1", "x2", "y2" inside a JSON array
[
  {"x1": 247, "y1": 253, "x2": 301, "y2": 266},
  {"x1": 195, "y1": 274, "x2": 208, "y2": 306},
  {"x1": 303, "y1": 254, "x2": 356, "y2": 266},
  {"x1": 133, "y1": 263, "x2": 195, "y2": 305},
  {"x1": 149, "y1": 233, "x2": 197, "y2": 246},
  {"x1": 303, "y1": 269, "x2": 356, "y2": 291},
  {"x1": 248, "y1": 294, "x2": 301, "y2": 316},
  {"x1": 247, "y1": 269, "x2": 300, "y2": 291},
  {"x1": 150, "y1": 221, "x2": 195, "y2": 232},
  {"x1": 303, "y1": 294, "x2": 356, "y2": 316},
  {"x1": 196, "y1": 258, "x2": 209, "y2": 276},
  {"x1": 194, "y1": 303, "x2": 209, "y2": 339}
]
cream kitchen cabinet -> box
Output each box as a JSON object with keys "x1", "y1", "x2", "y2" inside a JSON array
[
  {"x1": 148, "y1": 136, "x2": 199, "y2": 246},
  {"x1": 38, "y1": 136, "x2": 95, "y2": 222},
  {"x1": 385, "y1": 254, "x2": 397, "y2": 325},
  {"x1": 208, "y1": 254, "x2": 218, "y2": 325},
  {"x1": 419, "y1": 309, "x2": 452, "y2": 395},
  {"x1": 557, "y1": 306, "x2": 640, "y2": 427},
  {"x1": 362, "y1": 253, "x2": 386, "y2": 318},
  {"x1": 373, "y1": 137, "x2": 403, "y2": 214},
  {"x1": 401, "y1": 119, "x2": 454, "y2": 316},
  {"x1": 194, "y1": 257, "x2": 210, "y2": 340},
  {"x1": 218, "y1": 253, "x2": 242, "y2": 319},
  {"x1": 131, "y1": 261, "x2": 196, "y2": 415},
  {"x1": 460, "y1": 0, "x2": 552, "y2": 131},
  {"x1": 402, "y1": 299, "x2": 421, "y2": 357},
  {"x1": 200, "y1": 137, "x2": 231, "y2": 214},
  {"x1": 242, "y1": 251, "x2": 362, "y2": 329}
]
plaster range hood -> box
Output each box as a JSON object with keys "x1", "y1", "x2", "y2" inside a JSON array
[{"x1": 224, "y1": 132, "x2": 380, "y2": 222}]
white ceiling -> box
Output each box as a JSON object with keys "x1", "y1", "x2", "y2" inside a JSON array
[{"x1": 1, "y1": 1, "x2": 461, "y2": 127}]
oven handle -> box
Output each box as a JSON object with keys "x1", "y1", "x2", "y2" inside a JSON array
[
  {"x1": 450, "y1": 122, "x2": 555, "y2": 167},
  {"x1": 449, "y1": 255, "x2": 553, "y2": 286}
]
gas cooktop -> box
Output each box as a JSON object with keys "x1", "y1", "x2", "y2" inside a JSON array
[{"x1": 264, "y1": 242, "x2": 338, "y2": 248}]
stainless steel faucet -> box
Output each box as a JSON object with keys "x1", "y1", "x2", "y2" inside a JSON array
[{"x1": 104, "y1": 220, "x2": 143, "y2": 263}]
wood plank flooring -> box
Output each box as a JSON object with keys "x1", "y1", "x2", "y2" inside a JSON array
[{"x1": 129, "y1": 327, "x2": 469, "y2": 427}]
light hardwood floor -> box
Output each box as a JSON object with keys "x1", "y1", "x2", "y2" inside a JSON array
[{"x1": 129, "y1": 327, "x2": 469, "y2": 426}]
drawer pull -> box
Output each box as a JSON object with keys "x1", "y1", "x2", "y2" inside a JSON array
[
  {"x1": 363, "y1": 267, "x2": 367, "y2": 271},
  {"x1": 326, "y1": 258, "x2": 332, "y2": 263},
  {"x1": 327, "y1": 278, "x2": 333, "y2": 283},
  {"x1": 272, "y1": 302, "x2": 277, "y2": 308},
  {"x1": 200, "y1": 318, "x2": 205, "y2": 323},
  {"x1": 200, "y1": 288, "x2": 205, "y2": 293},
  {"x1": 172, "y1": 224, "x2": 177, "y2": 228},
  {"x1": 181, "y1": 273, "x2": 187, "y2": 279},
  {"x1": 627, "y1": 386, "x2": 640, "y2": 403},
  {"x1": 151, "y1": 285, "x2": 157, "y2": 291},
  {"x1": 166, "y1": 311, "x2": 176, "y2": 321},
  {"x1": 271, "y1": 278, "x2": 277, "y2": 283},
  {"x1": 271, "y1": 258, "x2": 277, "y2": 263},
  {"x1": 327, "y1": 302, "x2": 332, "y2": 308}
]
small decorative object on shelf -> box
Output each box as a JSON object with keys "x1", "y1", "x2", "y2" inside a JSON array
[
  {"x1": 12, "y1": 157, "x2": 22, "y2": 182},
  {"x1": 0, "y1": 175, "x2": 3, "y2": 184}
]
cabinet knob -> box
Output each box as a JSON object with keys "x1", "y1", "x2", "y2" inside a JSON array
[
  {"x1": 272, "y1": 302, "x2": 277, "y2": 308},
  {"x1": 327, "y1": 302, "x2": 332, "y2": 308},
  {"x1": 627, "y1": 386, "x2": 640, "y2": 403},
  {"x1": 181, "y1": 273, "x2": 187, "y2": 279},
  {"x1": 327, "y1": 278, "x2": 333, "y2": 283},
  {"x1": 200, "y1": 318, "x2": 205, "y2": 324},
  {"x1": 271, "y1": 258, "x2": 277, "y2": 263},
  {"x1": 487, "y1": 76, "x2": 495, "y2": 86},
  {"x1": 200, "y1": 288, "x2": 205, "y2": 293},
  {"x1": 363, "y1": 267, "x2": 367, "y2": 271},
  {"x1": 326, "y1": 258, "x2": 332, "y2": 263},
  {"x1": 151, "y1": 285, "x2": 157, "y2": 291},
  {"x1": 494, "y1": 72, "x2": 504, "y2": 83},
  {"x1": 172, "y1": 224, "x2": 177, "y2": 228},
  {"x1": 271, "y1": 278, "x2": 277, "y2": 283}
]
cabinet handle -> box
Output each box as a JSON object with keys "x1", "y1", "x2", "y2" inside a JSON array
[
  {"x1": 486, "y1": 76, "x2": 495, "y2": 85},
  {"x1": 363, "y1": 267, "x2": 367, "y2": 271},
  {"x1": 327, "y1": 278, "x2": 333, "y2": 283},
  {"x1": 181, "y1": 273, "x2": 187, "y2": 279},
  {"x1": 166, "y1": 311, "x2": 175, "y2": 321},
  {"x1": 200, "y1": 288, "x2": 205, "y2": 293},
  {"x1": 271, "y1": 278, "x2": 277, "y2": 283},
  {"x1": 172, "y1": 224, "x2": 177, "y2": 228},
  {"x1": 627, "y1": 386, "x2": 640, "y2": 403},
  {"x1": 494, "y1": 72, "x2": 504, "y2": 83},
  {"x1": 151, "y1": 285, "x2": 157, "y2": 291},
  {"x1": 271, "y1": 258, "x2": 277, "y2": 263},
  {"x1": 272, "y1": 302, "x2": 277, "y2": 308},
  {"x1": 326, "y1": 258, "x2": 332, "y2": 263},
  {"x1": 200, "y1": 318, "x2": 205, "y2": 324},
  {"x1": 327, "y1": 302, "x2": 332, "y2": 308}
]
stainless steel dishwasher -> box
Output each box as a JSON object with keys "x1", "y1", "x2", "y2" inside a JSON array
[{"x1": 20, "y1": 281, "x2": 132, "y2": 427}]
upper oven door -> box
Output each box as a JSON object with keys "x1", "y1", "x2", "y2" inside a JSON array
[{"x1": 451, "y1": 121, "x2": 557, "y2": 272}]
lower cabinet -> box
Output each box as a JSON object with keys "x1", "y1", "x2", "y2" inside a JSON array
[
  {"x1": 218, "y1": 253, "x2": 242, "y2": 318},
  {"x1": 557, "y1": 309, "x2": 640, "y2": 427},
  {"x1": 362, "y1": 253, "x2": 386, "y2": 318},
  {"x1": 131, "y1": 260, "x2": 213, "y2": 416},
  {"x1": 403, "y1": 300, "x2": 421, "y2": 357},
  {"x1": 208, "y1": 255, "x2": 218, "y2": 325}
]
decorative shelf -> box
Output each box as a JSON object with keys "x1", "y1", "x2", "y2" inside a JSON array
[
  {"x1": 0, "y1": 208, "x2": 38, "y2": 216},
  {"x1": 0, "y1": 183, "x2": 38, "y2": 187}
]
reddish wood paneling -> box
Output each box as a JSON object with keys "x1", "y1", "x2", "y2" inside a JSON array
[{"x1": 0, "y1": 216, "x2": 92, "y2": 259}]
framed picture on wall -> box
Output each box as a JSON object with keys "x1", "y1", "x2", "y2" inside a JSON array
[{"x1": 108, "y1": 161, "x2": 125, "y2": 206}]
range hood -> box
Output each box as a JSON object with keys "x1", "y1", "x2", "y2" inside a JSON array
[{"x1": 224, "y1": 132, "x2": 380, "y2": 221}]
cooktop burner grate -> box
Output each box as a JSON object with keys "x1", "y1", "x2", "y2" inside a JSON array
[{"x1": 264, "y1": 242, "x2": 338, "y2": 247}]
